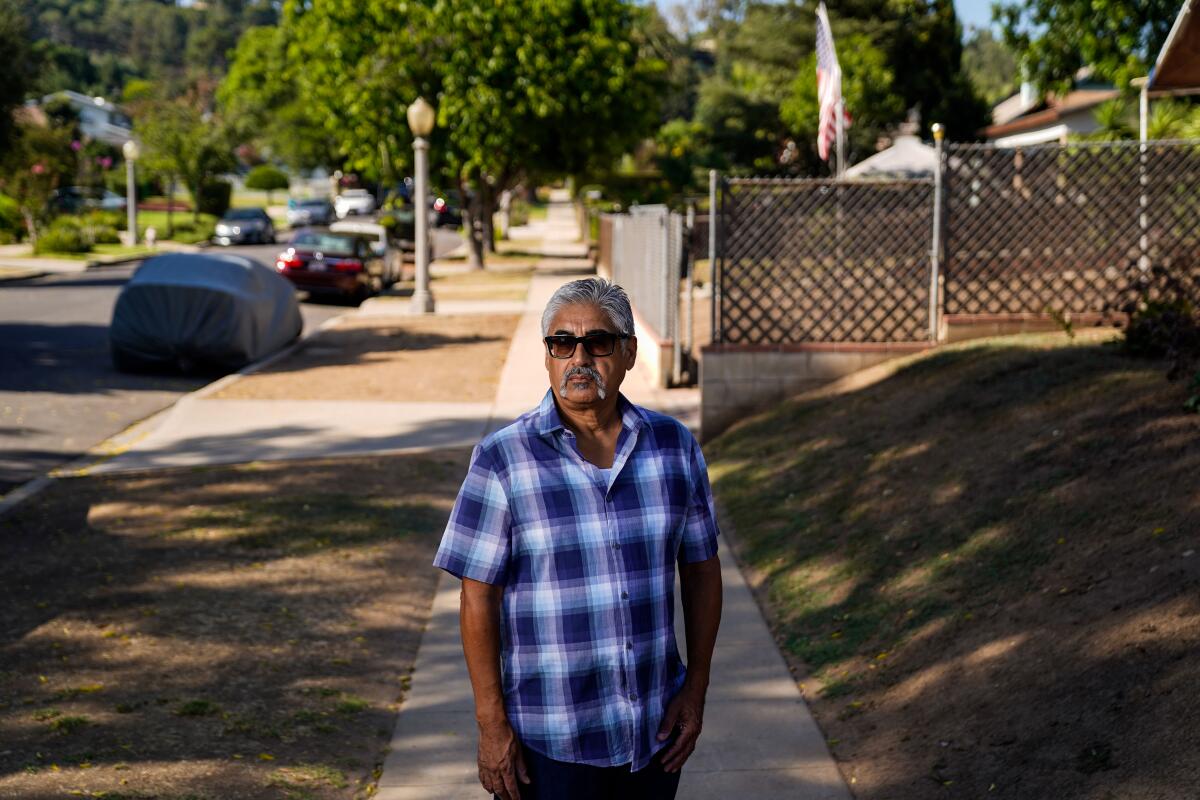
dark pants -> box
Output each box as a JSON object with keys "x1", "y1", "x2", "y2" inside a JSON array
[{"x1": 494, "y1": 744, "x2": 682, "y2": 800}]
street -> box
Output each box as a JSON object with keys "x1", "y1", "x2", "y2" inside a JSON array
[{"x1": 0, "y1": 229, "x2": 461, "y2": 496}]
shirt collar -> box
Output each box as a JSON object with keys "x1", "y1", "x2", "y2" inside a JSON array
[{"x1": 533, "y1": 387, "x2": 647, "y2": 438}]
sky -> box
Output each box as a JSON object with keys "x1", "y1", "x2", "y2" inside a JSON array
[{"x1": 955, "y1": 0, "x2": 1000, "y2": 33}]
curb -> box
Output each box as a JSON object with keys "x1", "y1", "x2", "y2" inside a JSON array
[
  {"x1": 0, "y1": 310, "x2": 350, "y2": 521},
  {"x1": 0, "y1": 269, "x2": 46, "y2": 284}
]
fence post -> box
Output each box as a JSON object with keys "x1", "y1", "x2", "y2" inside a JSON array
[
  {"x1": 928, "y1": 124, "x2": 945, "y2": 342},
  {"x1": 1138, "y1": 80, "x2": 1150, "y2": 273},
  {"x1": 684, "y1": 202, "x2": 695, "y2": 380},
  {"x1": 709, "y1": 170, "x2": 719, "y2": 344}
]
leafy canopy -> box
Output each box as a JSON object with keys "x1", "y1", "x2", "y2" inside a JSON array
[{"x1": 995, "y1": 0, "x2": 1179, "y2": 91}]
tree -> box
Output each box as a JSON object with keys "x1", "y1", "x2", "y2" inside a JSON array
[
  {"x1": 281, "y1": 0, "x2": 664, "y2": 269},
  {"x1": 0, "y1": 0, "x2": 37, "y2": 153},
  {"x1": 136, "y1": 95, "x2": 236, "y2": 225},
  {"x1": 995, "y1": 0, "x2": 1179, "y2": 92},
  {"x1": 963, "y1": 27, "x2": 1019, "y2": 106},
  {"x1": 780, "y1": 32, "x2": 906, "y2": 173},
  {"x1": 0, "y1": 121, "x2": 77, "y2": 246},
  {"x1": 218, "y1": 25, "x2": 337, "y2": 172},
  {"x1": 244, "y1": 164, "x2": 288, "y2": 205}
]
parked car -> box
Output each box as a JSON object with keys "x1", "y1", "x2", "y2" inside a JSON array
[
  {"x1": 432, "y1": 193, "x2": 463, "y2": 228},
  {"x1": 110, "y1": 253, "x2": 302, "y2": 374},
  {"x1": 330, "y1": 218, "x2": 406, "y2": 283},
  {"x1": 286, "y1": 198, "x2": 335, "y2": 227},
  {"x1": 274, "y1": 228, "x2": 390, "y2": 303},
  {"x1": 334, "y1": 188, "x2": 376, "y2": 219},
  {"x1": 52, "y1": 186, "x2": 127, "y2": 213},
  {"x1": 213, "y1": 207, "x2": 276, "y2": 246}
]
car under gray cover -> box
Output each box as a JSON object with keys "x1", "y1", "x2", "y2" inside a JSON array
[{"x1": 110, "y1": 252, "x2": 303, "y2": 374}]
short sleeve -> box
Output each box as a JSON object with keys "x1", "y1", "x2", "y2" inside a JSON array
[
  {"x1": 433, "y1": 443, "x2": 512, "y2": 584},
  {"x1": 678, "y1": 435, "x2": 720, "y2": 564}
]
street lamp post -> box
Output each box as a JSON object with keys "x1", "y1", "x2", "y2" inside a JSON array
[
  {"x1": 407, "y1": 97, "x2": 436, "y2": 314},
  {"x1": 122, "y1": 140, "x2": 140, "y2": 246}
]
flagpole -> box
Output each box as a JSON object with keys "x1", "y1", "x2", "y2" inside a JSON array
[{"x1": 835, "y1": 98, "x2": 845, "y2": 180}]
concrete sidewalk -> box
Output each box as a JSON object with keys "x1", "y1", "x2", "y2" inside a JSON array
[{"x1": 376, "y1": 197, "x2": 850, "y2": 799}]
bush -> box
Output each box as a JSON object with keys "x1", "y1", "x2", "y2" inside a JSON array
[
  {"x1": 0, "y1": 193, "x2": 24, "y2": 242},
  {"x1": 89, "y1": 224, "x2": 121, "y2": 245},
  {"x1": 195, "y1": 180, "x2": 232, "y2": 217},
  {"x1": 1122, "y1": 269, "x2": 1200, "y2": 395},
  {"x1": 34, "y1": 218, "x2": 90, "y2": 254},
  {"x1": 244, "y1": 164, "x2": 289, "y2": 197},
  {"x1": 105, "y1": 172, "x2": 160, "y2": 200}
]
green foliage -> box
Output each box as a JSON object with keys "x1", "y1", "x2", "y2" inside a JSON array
[
  {"x1": 0, "y1": 193, "x2": 22, "y2": 242},
  {"x1": 1147, "y1": 99, "x2": 1200, "y2": 140},
  {"x1": 218, "y1": 25, "x2": 335, "y2": 172},
  {"x1": 962, "y1": 27, "x2": 1019, "y2": 106},
  {"x1": 0, "y1": 0, "x2": 36, "y2": 152},
  {"x1": 653, "y1": 119, "x2": 709, "y2": 194},
  {"x1": 135, "y1": 94, "x2": 236, "y2": 221},
  {"x1": 244, "y1": 164, "x2": 289, "y2": 204},
  {"x1": 195, "y1": 179, "x2": 232, "y2": 218},
  {"x1": 0, "y1": 120, "x2": 78, "y2": 243},
  {"x1": 34, "y1": 218, "x2": 91, "y2": 254},
  {"x1": 996, "y1": 0, "x2": 1178, "y2": 92},
  {"x1": 781, "y1": 33, "x2": 905, "y2": 174},
  {"x1": 22, "y1": 0, "x2": 280, "y2": 97}
]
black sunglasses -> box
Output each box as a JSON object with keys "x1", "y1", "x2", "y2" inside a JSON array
[{"x1": 544, "y1": 332, "x2": 630, "y2": 359}]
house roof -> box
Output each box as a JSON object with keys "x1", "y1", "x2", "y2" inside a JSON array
[
  {"x1": 1149, "y1": 0, "x2": 1200, "y2": 90},
  {"x1": 844, "y1": 135, "x2": 936, "y2": 179},
  {"x1": 981, "y1": 88, "x2": 1120, "y2": 138}
]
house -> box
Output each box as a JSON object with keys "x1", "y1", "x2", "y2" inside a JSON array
[
  {"x1": 982, "y1": 70, "x2": 1119, "y2": 146},
  {"x1": 25, "y1": 90, "x2": 133, "y2": 147},
  {"x1": 1137, "y1": 0, "x2": 1200, "y2": 136}
]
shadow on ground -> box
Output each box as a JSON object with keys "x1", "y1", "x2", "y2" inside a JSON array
[
  {"x1": 0, "y1": 449, "x2": 471, "y2": 799},
  {"x1": 707, "y1": 331, "x2": 1200, "y2": 798}
]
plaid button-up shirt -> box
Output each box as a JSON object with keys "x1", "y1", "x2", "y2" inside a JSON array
[{"x1": 433, "y1": 389, "x2": 720, "y2": 770}]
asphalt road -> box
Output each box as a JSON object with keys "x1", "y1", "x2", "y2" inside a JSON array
[{"x1": 0, "y1": 228, "x2": 462, "y2": 497}]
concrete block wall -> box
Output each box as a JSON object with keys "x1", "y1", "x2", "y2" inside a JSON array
[
  {"x1": 700, "y1": 342, "x2": 931, "y2": 440},
  {"x1": 943, "y1": 313, "x2": 1122, "y2": 343},
  {"x1": 633, "y1": 307, "x2": 673, "y2": 389}
]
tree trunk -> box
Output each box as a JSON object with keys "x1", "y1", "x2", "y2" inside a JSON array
[
  {"x1": 21, "y1": 208, "x2": 37, "y2": 249},
  {"x1": 167, "y1": 178, "x2": 175, "y2": 240},
  {"x1": 499, "y1": 190, "x2": 512, "y2": 240},
  {"x1": 481, "y1": 184, "x2": 496, "y2": 255},
  {"x1": 459, "y1": 178, "x2": 485, "y2": 270}
]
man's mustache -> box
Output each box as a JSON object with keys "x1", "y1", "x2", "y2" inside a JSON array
[{"x1": 559, "y1": 365, "x2": 608, "y2": 400}]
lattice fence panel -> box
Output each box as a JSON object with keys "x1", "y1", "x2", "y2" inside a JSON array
[
  {"x1": 717, "y1": 178, "x2": 933, "y2": 344},
  {"x1": 943, "y1": 141, "x2": 1200, "y2": 317}
]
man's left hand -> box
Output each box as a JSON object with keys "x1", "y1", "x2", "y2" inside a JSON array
[{"x1": 656, "y1": 683, "x2": 706, "y2": 772}]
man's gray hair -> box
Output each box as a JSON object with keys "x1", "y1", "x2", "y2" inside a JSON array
[{"x1": 541, "y1": 278, "x2": 635, "y2": 340}]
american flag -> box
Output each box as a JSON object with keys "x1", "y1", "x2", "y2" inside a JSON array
[{"x1": 815, "y1": 2, "x2": 851, "y2": 162}]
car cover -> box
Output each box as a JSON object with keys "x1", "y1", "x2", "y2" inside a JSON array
[{"x1": 110, "y1": 252, "x2": 303, "y2": 374}]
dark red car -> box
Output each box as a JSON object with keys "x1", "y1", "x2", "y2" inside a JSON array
[{"x1": 274, "y1": 229, "x2": 398, "y2": 304}]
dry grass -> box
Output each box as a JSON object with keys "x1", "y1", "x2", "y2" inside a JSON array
[
  {"x1": 212, "y1": 314, "x2": 520, "y2": 403},
  {"x1": 0, "y1": 451, "x2": 470, "y2": 799},
  {"x1": 707, "y1": 329, "x2": 1200, "y2": 798}
]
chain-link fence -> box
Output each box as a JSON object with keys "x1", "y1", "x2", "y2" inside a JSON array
[
  {"x1": 711, "y1": 140, "x2": 1200, "y2": 346},
  {"x1": 716, "y1": 178, "x2": 934, "y2": 344},
  {"x1": 607, "y1": 206, "x2": 684, "y2": 342},
  {"x1": 943, "y1": 141, "x2": 1200, "y2": 319},
  {"x1": 600, "y1": 206, "x2": 687, "y2": 384}
]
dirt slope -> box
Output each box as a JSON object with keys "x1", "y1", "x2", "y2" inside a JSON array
[{"x1": 706, "y1": 329, "x2": 1200, "y2": 799}]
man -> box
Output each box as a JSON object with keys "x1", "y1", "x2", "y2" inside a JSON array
[{"x1": 433, "y1": 278, "x2": 723, "y2": 800}]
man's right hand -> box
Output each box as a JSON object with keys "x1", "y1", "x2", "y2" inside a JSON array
[{"x1": 477, "y1": 717, "x2": 530, "y2": 800}]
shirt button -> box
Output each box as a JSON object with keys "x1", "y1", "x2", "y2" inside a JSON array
[
  {"x1": 612, "y1": 542, "x2": 621, "y2": 550},
  {"x1": 629, "y1": 692, "x2": 638, "y2": 701},
  {"x1": 621, "y1": 591, "x2": 629, "y2": 600},
  {"x1": 626, "y1": 641, "x2": 633, "y2": 651}
]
